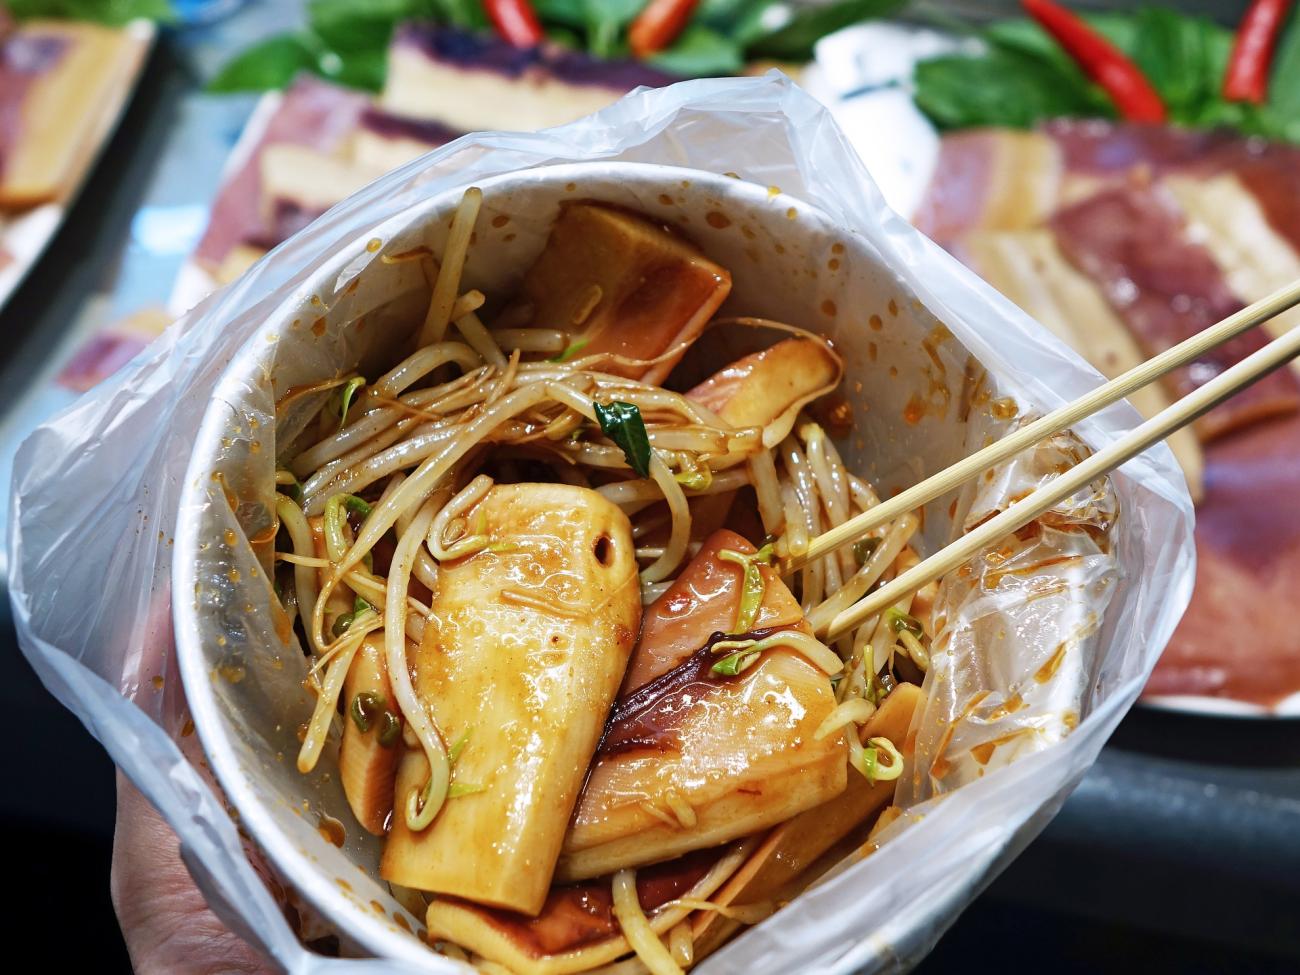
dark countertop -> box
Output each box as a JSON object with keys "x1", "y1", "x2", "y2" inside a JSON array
[{"x1": 3, "y1": 7, "x2": 1299, "y2": 973}]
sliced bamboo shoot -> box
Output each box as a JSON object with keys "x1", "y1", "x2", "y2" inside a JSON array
[
  {"x1": 339, "y1": 636, "x2": 401, "y2": 835},
  {"x1": 687, "y1": 336, "x2": 842, "y2": 452},
  {"x1": 514, "y1": 204, "x2": 731, "y2": 384},
  {"x1": 381, "y1": 484, "x2": 640, "y2": 915},
  {"x1": 689, "y1": 683, "x2": 922, "y2": 959},
  {"x1": 558, "y1": 533, "x2": 844, "y2": 884}
]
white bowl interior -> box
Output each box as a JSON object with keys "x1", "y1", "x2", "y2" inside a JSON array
[{"x1": 173, "y1": 162, "x2": 1014, "y2": 965}]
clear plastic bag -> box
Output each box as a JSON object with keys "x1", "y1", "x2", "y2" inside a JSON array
[{"x1": 7, "y1": 74, "x2": 1194, "y2": 974}]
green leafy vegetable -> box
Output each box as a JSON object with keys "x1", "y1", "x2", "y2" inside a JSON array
[
  {"x1": 208, "y1": 35, "x2": 321, "y2": 93},
  {"x1": 915, "y1": 47, "x2": 1113, "y2": 130},
  {"x1": 649, "y1": 25, "x2": 744, "y2": 76},
  {"x1": 309, "y1": 0, "x2": 435, "y2": 52},
  {"x1": 585, "y1": 0, "x2": 642, "y2": 59},
  {"x1": 1129, "y1": 6, "x2": 1230, "y2": 118},
  {"x1": 749, "y1": 0, "x2": 905, "y2": 61},
  {"x1": 448, "y1": 782, "x2": 486, "y2": 798},
  {"x1": 5, "y1": 0, "x2": 173, "y2": 24},
  {"x1": 914, "y1": 7, "x2": 1300, "y2": 145},
  {"x1": 210, "y1": 0, "x2": 897, "y2": 94},
  {"x1": 594, "y1": 400, "x2": 653, "y2": 477}
]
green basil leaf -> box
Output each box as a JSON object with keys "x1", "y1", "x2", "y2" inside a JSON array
[
  {"x1": 585, "y1": 0, "x2": 642, "y2": 59},
  {"x1": 208, "y1": 34, "x2": 319, "y2": 93},
  {"x1": 914, "y1": 47, "x2": 1113, "y2": 131},
  {"x1": 1268, "y1": 10, "x2": 1300, "y2": 122},
  {"x1": 594, "y1": 400, "x2": 653, "y2": 477},
  {"x1": 534, "y1": 0, "x2": 589, "y2": 29},
  {"x1": 649, "y1": 24, "x2": 744, "y2": 77},
  {"x1": 317, "y1": 46, "x2": 388, "y2": 92},
  {"x1": 308, "y1": 0, "x2": 432, "y2": 52},
  {"x1": 748, "y1": 0, "x2": 904, "y2": 62},
  {"x1": 1130, "y1": 7, "x2": 1232, "y2": 120},
  {"x1": 5, "y1": 0, "x2": 173, "y2": 25}
]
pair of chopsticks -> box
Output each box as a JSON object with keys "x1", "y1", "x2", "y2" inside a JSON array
[{"x1": 793, "y1": 278, "x2": 1300, "y2": 642}]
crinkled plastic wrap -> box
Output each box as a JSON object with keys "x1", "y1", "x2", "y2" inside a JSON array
[{"x1": 7, "y1": 74, "x2": 1194, "y2": 974}]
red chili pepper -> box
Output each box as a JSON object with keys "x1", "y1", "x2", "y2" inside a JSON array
[
  {"x1": 484, "y1": 0, "x2": 544, "y2": 48},
  {"x1": 1224, "y1": 0, "x2": 1294, "y2": 104},
  {"x1": 1022, "y1": 0, "x2": 1167, "y2": 123},
  {"x1": 629, "y1": 0, "x2": 700, "y2": 59}
]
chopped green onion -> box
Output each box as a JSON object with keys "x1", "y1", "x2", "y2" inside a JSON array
[
  {"x1": 349, "y1": 690, "x2": 385, "y2": 733},
  {"x1": 549, "y1": 338, "x2": 588, "y2": 363},
  {"x1": 594, "y1": 400, "x2": 653, "y2": 477},
  {"x1": 338, "y1": 376, "x2": 366, "y2": 430},
  {"x1": 711, "y1": 650, "x2": 760, "y2": 676},
  {"x1": 885, "y1": 607, "x2": 924, "y2": 637},
  {"x1": 448, "y1": 782, "x2": 485, "y2": 798},
  {"x1": 377, "y1": 712, "x2": 401, "y2": 747},
  {"x1": 853, "y1": 537, "x2": 881, "y2": 566}
]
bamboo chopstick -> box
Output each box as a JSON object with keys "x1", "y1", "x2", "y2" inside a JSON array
[
  {"x1": 783, "y1": 277, "x2": 1300, "y2": 576},
  {"x1": 821, "y1": 298, "x2": 1300, "y2": 641}
]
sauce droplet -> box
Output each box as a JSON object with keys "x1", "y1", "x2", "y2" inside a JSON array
[
  {"x1": 991, "y1": 397, "x2": 1019, "y2": 420},
  {"x1": 821, "y1": 300, "x2": 837, "y2": 317},
  {"x1": 317, "y1": 814, "x2": 346, "y2": 847},
  {"x1": 491, "y1": 214, "x2": 510, "y2": 228},
  {"x1": 869, "y1": 314, "x2": 883, "y2": 331},
  {"x1": 705, "y1": 211, "x2": 731, "y2": 229}
]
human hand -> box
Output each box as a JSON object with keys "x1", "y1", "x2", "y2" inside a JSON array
[{"x1": 110, "y1": 772, "x2": 275, "y2": 975}]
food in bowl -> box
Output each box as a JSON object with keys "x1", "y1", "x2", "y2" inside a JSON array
[{"x1": 270, "y1": 189, "x2": 934, "y2": 972}]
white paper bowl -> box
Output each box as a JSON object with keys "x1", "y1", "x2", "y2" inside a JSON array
[{"x1": 173, "y1": 160, "x2": 1051, "y2": 967}]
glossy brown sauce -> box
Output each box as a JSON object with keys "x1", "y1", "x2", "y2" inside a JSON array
[
  {"x1": 598, "y1": 627, "x2": 782, "y2": 759},
  {"x1": 467, "y1": 847, "x2": 720, "y2": 957}
]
